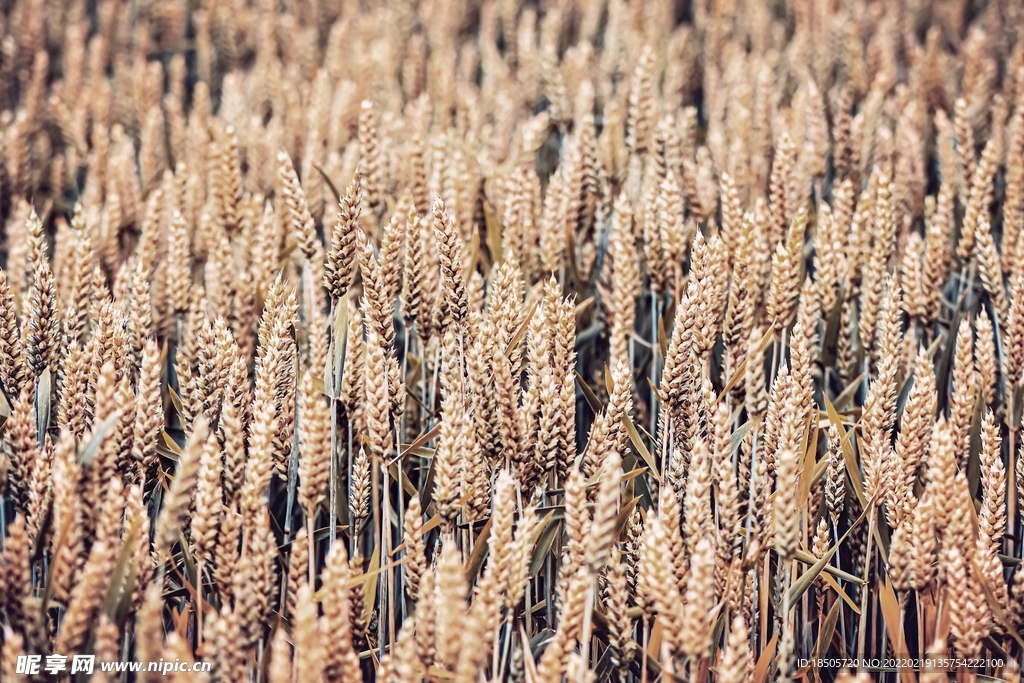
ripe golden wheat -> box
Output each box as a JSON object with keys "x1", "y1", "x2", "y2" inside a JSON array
[{"x1": 0, "y1": 0, "x2": 1023, "y2": 682}]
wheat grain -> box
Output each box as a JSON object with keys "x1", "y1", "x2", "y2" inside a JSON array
[
  {"x1": 1, "y1": 3, "x2": 1024, "y2": 679},
  {"x1": 156, "y1": 418, "x2": 210, "y2": 550},
  {"x1": 949, "y1": 318, "x2": 977, "y2": 466}
]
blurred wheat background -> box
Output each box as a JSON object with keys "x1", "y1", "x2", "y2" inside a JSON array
[{"x1": 0, "y1": 0, "x2": 1022, "y2": 681}]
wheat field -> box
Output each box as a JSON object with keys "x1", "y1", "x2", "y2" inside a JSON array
[{"x1": 0, "y1": 0, "x2": 1022, "y2": 681}]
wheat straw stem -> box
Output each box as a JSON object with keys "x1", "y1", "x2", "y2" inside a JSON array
[
  {"x1": 1008, "y1": 379, "x2": 1019, "y2": 554},
  {"x1": 830, "y1": 510, "x2": 850, "y2": 650},
  {"x1": 856, "y1": 501, "x2": 876, "y2": 658},
  {"x1": 347, "y1": 413, "x2": 355, "y2": 556},
  {"x1": 400, "y1": 311, "x2": 410, "y2": 445},
  {"x1": 650, "y1": 289, "x2": 659, "y2": 442},
  {"x1": 369, "y1": 439, "x2": 380, "y2": 644},
  {"x1": 578, "y1": 578, "x2": 596, "y2": 683},
  {"x1": 430, "y1": 342, "x2": 441, "y2": 432},
  {"x1": 382, "y1": 414, "x2": 395, "y2": 656},
  {"x1": 640, "y1": 612, "x2": 649, "y2": 683},
  {"x1": 283, "y1": 362, "x2": 302, "y2": 546},
  {"x1": 329, "y1": 298, "x2": 339, "y2": 546}
]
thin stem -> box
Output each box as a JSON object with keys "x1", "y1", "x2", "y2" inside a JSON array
[
  {"x1": 375, "y1": 358, "x2": 390, "y2": 656},
  {"x1": 329, "y1": 377, "x2": 338, "y2": 546},
  {"x1": 284, "y1": 405, "x2": 300, "y2": 534},
  {"x1": 394, "y1": 422, "x2": 406, "y2": 623},
  {"x1": 120, "y1": 625, "x2": 131, "y2": 682},
  {"x1": 329, "y1": 299, "x2": 345, "y2": 547},
  {"x1": 430, "y1": 343, "x2": 441, "y2": 426},
  {"x1": 963, "y1": 263, "x2": 976, "y2": 312},
  {"x1": 896, "y1": 594, "x2": 907, "y2": 673},
  {"x1": 374, "y1": 453, "x2": 388, "y2": 659},
  {"x1": 578, "y1": 578, "x2": 595, "y2": 683},
  {"x1": 955, "y1": 264, "x2": 968, "y2": 307},
  {"x1": 782, "y1": 561, "x2": 794, "y2": 673},
  {"x1": 196, "y1": 561, "x2": 204, "y2": 652},
  {"x1": 544, "y1": 533, "x2": 554, "y2": 627},
  {"x1": 916, "y1": 593, "x2": 925, "y2": 663},
  {"x1": 306, "y1": 515, "x2": 316, "y2": 587},
  {"x1": 770, "y1": 336, "x2": 779, "y2": 386},
  {"x1": 421, "y1": 335, "x2": 429, "y2": 430},
  {"x1": 348, "y1": 416, "x2": 356, "y2": 557},
  {"x1": 382, "y1": 447, "x2": 394, "y2": 656},
  {"x1": 255, "y1": 636, "x2": 264, "y2": 683},
  {"x1": 833, "y1": 518, "x2": 848, "y2": 655},
  {"x1": 761, "y1": 552, "x2": 772, "y2": 650},
  {"x1": 401, "y1": 325, "x2": 410, "y2": 443},
  {"x1": 862, "y1": 356, "x2": 870, "y2": 398},
  {"x1": 857, "y1": 503, "x2": 876, "y2": 658},
  {"x1": 524, "y1": 576, "x2": 533, "y2": 635},
  {"x1": 641, "y1": 615, "x2": 649, "y2": 683},
  {"x1": 492, "y1": 617, "x2": 503, "y2": 680},
  {"x1": 1009, "y1": 392, "x2": 1018, "y2": 558},
  {"x1": 650, "y1": 290, "x2": 658, "y2": 441}
]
